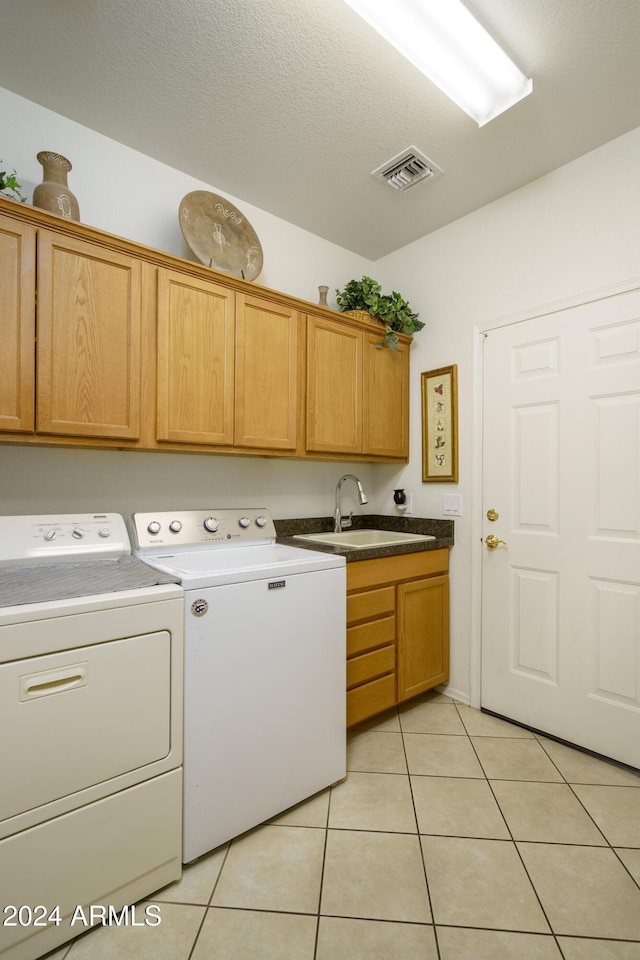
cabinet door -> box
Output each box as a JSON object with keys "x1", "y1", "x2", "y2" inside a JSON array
[
  {"x1": 235, "y1": 293, "x2": 299, "y2": 450},
  {"x1": 363, "y1": 334, "x2": 409, "y2": 458},
  {"x1": 306, "y1": 315, "x2": 362, "y2": 454},
  {"x1": 36, "y1": 230, "x2": 142, "y2": 439},
  {"x1": 397, "y1": 574, "x2": 449, "y2": 701},
  {"x1": 0, "y1": 215, "x2": 35, "y2": 433},
  {"x1": 157, "y1": 269, "x2": 234, "y2": 445}
]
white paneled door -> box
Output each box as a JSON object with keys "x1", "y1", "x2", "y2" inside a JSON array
[{"x1": 481, "y1": 287, "x2": 640, "y2": 769}]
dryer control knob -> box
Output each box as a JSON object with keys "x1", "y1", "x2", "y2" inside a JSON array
[
  {"x1": 204, "y1": 517, "x2": 219, "y2": 533},
  {"x1": 98, "y1": 527, "x2": 111, "y2": 538},
  {"x1": 147, "y1": 521, "x2": 161, "y2": 535},
  {"x1": 255, "y1": 516, "x2": 267, "y2": 528},
  {"x1": 72, "y1": 527, "x2": 85, "y2": 539},
  {"x1": 44, "y1": 529, "x2": 57, "y2": 541},
  {"x1": 239, "y1": 517, "x2": 251, "y2": 528},
  {"x1": 169, "y1": 520, "x2": 182, "y2": 533}
]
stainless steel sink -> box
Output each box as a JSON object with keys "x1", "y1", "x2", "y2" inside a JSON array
[{"x1": 293, "y1": 529, "x2": 436, "y2": 549}]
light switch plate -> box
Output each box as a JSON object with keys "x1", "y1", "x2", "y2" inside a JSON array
[{"x1": 443, "y1": 494, "x2": 462, "y2": 516}]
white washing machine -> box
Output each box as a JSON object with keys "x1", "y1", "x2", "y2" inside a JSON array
[
  {"x1": 0, "y1": 514, "x2": 184, "y2": 960},
  {"x1": 131, "y1": 508, "x2": 346, "y2": 863}
]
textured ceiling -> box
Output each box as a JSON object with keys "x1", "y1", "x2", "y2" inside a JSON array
[{"x1": 1, "y1": 0, "x2": 639, "y2": 259}]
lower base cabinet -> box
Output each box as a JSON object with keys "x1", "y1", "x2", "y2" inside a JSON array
[{"x1": 346, "y1": 549, "x2": 450, "y2": 727}]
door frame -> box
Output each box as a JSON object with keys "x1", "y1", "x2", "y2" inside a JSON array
[{"x1": 469, "y1": 274, "x2": 640, "y2": 711}]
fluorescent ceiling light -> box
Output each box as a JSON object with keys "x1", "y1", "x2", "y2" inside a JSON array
[{"x1": 343, "y1": 0, "x2": 532, "y2": 126}]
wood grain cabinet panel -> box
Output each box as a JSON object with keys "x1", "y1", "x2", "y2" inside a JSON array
[
  {"x1": 363, "y1": 334, "x2": 409, "y2": 458},
  {"x1": 235, "y1": 293, "x2": 299, "y2": 450},
  {"x1": 306, "y1": 314, "x2": 409, "y2": 460},
  {"x1": 347, "y1": 615, "x2": 395, "y2": 658},
  {"x1": 397, "y1": 574, "x2": 450, "y2": 702},
  {"x1": 157, "y1": 269, "x2": 234, "y2": 445},
  {"x1": 36, "y1": 230, "x2": 142, "y2": 439},
  {"x1": 347, "y1": 674, "x2": 396, "y2": 728},
  {"x1": 347, "y1": 646, "x2": 396, "y2": 689},
  {"x1": 346, "y1": 549, "x2": 450, "y2": 727},
  {"x1": 0, "y1": 215, "x2": 35, "y2": 433},
  {"x1": 347, "y1": 586, "x2": 395, "y2": 624},
  {"x1": 306, "y1": 316, "x2": 362, "y2": 454}
]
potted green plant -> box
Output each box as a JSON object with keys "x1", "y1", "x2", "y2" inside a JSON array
[
  {"x1": 335, "y1": 276, "x2": 424, "y2": 349},
  {"x1": 0, "y1": 161, "x2": 27, "y2": 203}
]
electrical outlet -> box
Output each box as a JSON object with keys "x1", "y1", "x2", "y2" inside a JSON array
[{"x1": 443, "y1": 494, "x2": 462, "y2": 516}]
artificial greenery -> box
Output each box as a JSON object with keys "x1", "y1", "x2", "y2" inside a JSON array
[
  {"x1": 335, "y1": 276, "x2": 424, "y2": 349},
  {"x1": 0, "y1": 161, "x2": 27, "y2": 203}
]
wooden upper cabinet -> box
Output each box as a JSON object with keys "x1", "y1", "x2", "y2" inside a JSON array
[
  {"x1": 0, "y1": 201, "x2": 412, "y2": 460},
  {"x1": 306, "y1": 315, "x2": 409, "y2": 459},
  {"x1": 0, "y1": 215, "x2": 35, "y2": 433},
  {"x1": 235, "y1": 293, "x2": 299, "y2": 450},
  {"x1": 36, "y1": 230, "x2": 142, "y2": 439},
  {"x1": 363, "y1": 333, "x2": 409, "y2": 458},
  {"x1": 157, "y1": 268, "x2": 235, "y2": 445},
  {"x1": 306, "y1": 315, "x2": 362, "y2": 454}
]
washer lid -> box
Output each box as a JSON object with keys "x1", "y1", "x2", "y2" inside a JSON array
[{"x1": 140, "y1": 542, "x2": 345, "y2": 588}]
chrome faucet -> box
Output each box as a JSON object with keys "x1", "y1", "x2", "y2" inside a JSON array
[{"x1": 334, "y1": 474, "x2": 368, "y2": 532}]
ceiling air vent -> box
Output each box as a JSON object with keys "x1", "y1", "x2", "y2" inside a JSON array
[{"x1": 372, "y1": 147, "x2": 443, "y2": 192}]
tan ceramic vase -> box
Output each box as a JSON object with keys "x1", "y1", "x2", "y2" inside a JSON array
[{"x1": 33, "y1": 151, "x2": 80, "y2": 221}]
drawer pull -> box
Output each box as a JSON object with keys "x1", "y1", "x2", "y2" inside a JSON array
[{"x1": 20, "y1": 662, "x2": 88, "y2": 701}]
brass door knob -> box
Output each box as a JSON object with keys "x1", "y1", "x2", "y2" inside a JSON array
[{"x1": 485, "y1": 534, "x2": 507, "y2": 549}]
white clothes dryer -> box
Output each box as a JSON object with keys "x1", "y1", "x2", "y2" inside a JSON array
[{"x1": 0, "y1": 514, "x2": 184, "y2": 960}]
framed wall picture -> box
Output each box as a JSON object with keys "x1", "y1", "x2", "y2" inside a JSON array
[{"x1": 421, "y1": 364, "x2": 458, "y2": 482}]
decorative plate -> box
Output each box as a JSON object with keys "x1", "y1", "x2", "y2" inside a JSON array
[{"x1": 178, "y1": 191, "x2": 263, "y2": 281}]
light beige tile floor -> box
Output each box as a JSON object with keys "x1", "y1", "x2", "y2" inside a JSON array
[{"x1": 48, "y1": 693, "x2": 640, "y2": 960}]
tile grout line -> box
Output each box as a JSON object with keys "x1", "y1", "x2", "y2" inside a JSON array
[
  {"x1": 533, "y1": 734, "x2": 640, "y2": 891},
  {"x1": 452, "y1": 700, "x2": 569, "y2": 959},
  {"x1": 183, "y1": 841, "x2": 232, "y2": 960},
  {"x1": 399, "y1": 703, "x2": 443, "y2": 960},
  {"x1": 311, "y1": 780, "x2": 333, "y2": 960}
]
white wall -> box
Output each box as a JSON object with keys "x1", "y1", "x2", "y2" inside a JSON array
[
  {"x1": 375, "y1": 124, "x2": 640, "y2": 702},
  {"x1": 3, "y1": 84, "x2": 639, "y2": 702},
  {"x1": 0, "y1": 87, "x2": 372, "y2": 303}
]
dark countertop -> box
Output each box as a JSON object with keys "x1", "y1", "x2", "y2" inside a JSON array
[{"x1": 275, "y1": 514, "x2": 454, "y2": 563}]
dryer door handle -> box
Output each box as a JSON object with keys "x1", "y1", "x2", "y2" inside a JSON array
[{"x1": 20, "y1": 662, "x2": 88, "y2": 701}]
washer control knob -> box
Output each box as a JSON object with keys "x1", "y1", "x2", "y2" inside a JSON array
[
  {"x1": 72, "y1": 527, "x2": 85, "y2": 539},
  {"x1": 239, "y1": 517, "x2": 251, "y2": 529},
  {"x1": 44, "y1": 529, "x2": 57, "y2": 541},
  {"x1": 169, "y1": 520, "x2": 182, "y2": 533},
  {"x1": 204, "y1": 517, "x2": 219, "y2": 533},
  {"x1": 147, "y1": 521, "x2": 161, "y2": 535},
  {"x1": 255, "y1": 516, "x2": 268, "y2": 528},
  {"x1": 98, "y1": 527, "x2": 111, "y2": 538}
]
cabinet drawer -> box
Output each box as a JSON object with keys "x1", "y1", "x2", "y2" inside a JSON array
[
  {"x1": 347, "y1": 615, "x2": 394, "y2": 657},
  {"x1": 347, "y1": 645, "x2": 395, "y2": 690},
  {"x1": 347, "y1": 586, "x2": 394, "y2": 625},
  {"x1": 347, "y1": 548, "x2": 449, "y2": 591},
  {"x1": 347, "y1": 674, "x2": 396, "y2": 727}
]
